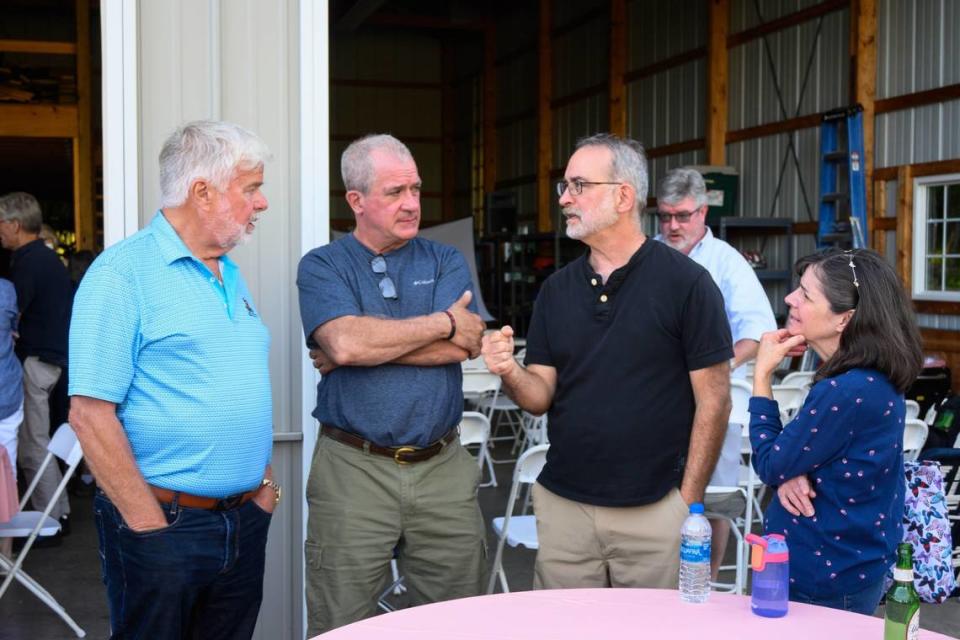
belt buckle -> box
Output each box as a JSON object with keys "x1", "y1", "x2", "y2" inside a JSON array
[{"x1": 394, "y1": 446, "x2": 417, "y2": 465}]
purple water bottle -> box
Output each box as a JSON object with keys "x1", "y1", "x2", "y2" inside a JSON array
[{"x1": 746, "y1": 533, "x2": 789, "y2": 618}]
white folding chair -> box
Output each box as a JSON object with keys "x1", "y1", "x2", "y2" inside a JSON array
[
  {"x1": 459, "y1": 411, "x2": 497, "y2": 487},
  {"x1": 703, "y1": 485, "x2": 749, "y2": 595},
  {"x1": 487, "y1": 444, "x2": 549, "y2": 594},
  {"x1": 903, "y1": 419, "x2": 929, "y2": 462},
  {"x1": 905, "y1": 399, "x2": 921, "y2": 421},
  {"x1": 771, "y1": 384, "x2": 808, "y2": 423},
  {"x1": 779, "y1": 370, "x2": 815, "y2": 388},
  {"x1": 462, "y1": 369, "x2": 522, "y2": 460},
  {"x1": 731, "y1": 380, "x2": 764, "y2": 533},
  {"x1": 0, "y1": 423, "x2": 86, "y2": 638}
]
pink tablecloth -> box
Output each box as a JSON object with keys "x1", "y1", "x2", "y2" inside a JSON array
[
  {"x1": 0, "y1": 450, "x2": 17, "y2": 523},
  {"x1": 315, "y1": 588, "x2": 955, "y2": 639}
]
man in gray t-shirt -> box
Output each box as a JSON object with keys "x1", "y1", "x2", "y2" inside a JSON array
[{"x1": 297, "y1": 134, "x2": 486, "y2": 636}]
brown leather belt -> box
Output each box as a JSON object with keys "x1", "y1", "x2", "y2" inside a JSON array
[
  {"x1": 321, "y1": 424, "x2": 458, "y2": 464},
  {"x1": 149, "y1": 485, "x2": 258, "y2": 511}
]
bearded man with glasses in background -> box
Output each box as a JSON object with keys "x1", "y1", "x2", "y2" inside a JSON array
[{"x1": 296, "y1": 133, "x2": 486, "y2": 636}]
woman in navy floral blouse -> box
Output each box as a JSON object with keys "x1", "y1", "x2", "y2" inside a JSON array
[{"x1": 749, "y1": 248, "x2": 922, "y2": 615}]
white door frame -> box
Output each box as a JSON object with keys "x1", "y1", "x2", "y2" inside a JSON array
[
  {"x1": 100, "y1": 0, "x2": 140, "y2": 246},
  {"x1": 298, "y1": 0, "x2": 330, "y2": 633}
]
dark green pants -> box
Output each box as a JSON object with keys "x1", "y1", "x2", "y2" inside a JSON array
[{"x1": 305, "y1": 433, "x2": 486, "y2": 636}]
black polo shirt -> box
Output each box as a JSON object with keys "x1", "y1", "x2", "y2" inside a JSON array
[
  {"x1": 10, "y1": 239, "x2": 72, "y2": 367},
  {"x1": 526, "y1": 238, "x2": 732, "y2": 507}
]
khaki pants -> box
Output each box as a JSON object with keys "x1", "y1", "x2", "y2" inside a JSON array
[
  {"x1": 532, "y1": 483, "x2": 688, "y2": 590},
  {"x1": 305, "y1": 433, "x2": 486, "y2": 637},
  {"x1": 20, "y1": 357, "x2": 69, "y2": 519}
]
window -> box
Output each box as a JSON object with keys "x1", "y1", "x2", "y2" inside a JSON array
[{"x1": 912, "y1": 174, "x2": 960, "y2": 301}]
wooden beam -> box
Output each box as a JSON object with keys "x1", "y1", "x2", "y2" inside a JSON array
[
  {"x1": 608, "y1": 0, "x2": 627, "y2": 137},
  {"x1": 0, "y1": 39, "x2": 76, "y2": 55},
  {"x1": 895, "y1": 165, "x2": 913, "y2": 292},
  {"x1": 482, "y1": 24, "x2": 497, "y2": 214},
  {"x1": 919, "y1": 328, "x2": 960, "y2": 392},
  {"x1": 853, "y1": 0, "x2": 876, "y2": 244},
  {"x1": 872, "y1": 181, "x2": 887, "y2": 253},
  {"x1": 441, "y1": 38, "x2": 456, "y2": 221},
  {"x1": 872, "y1": 217, "x2": 896, "y2": 231},
  {"x1": 329, "y1": 78, "x2": 442, "y2": 90},
  {"x1": 550, "y1": 82, "x2": 607, "y2": 110},
  {"x1": 647, "y1": 138, "x2": 706, "y2": 159},
  {"x1": 0, "y1": 104, "x2": 78, "y2": 138},
  {"x1": 74, "y1": 0, "x2": 94, "y2": 250},
  {"x1": 874, "y1": 159, "x2": 960, "y2": 182},
  {"x1": 726, "y1": 112, "x2": 822, "y2": 144},
  {"x1": 875, "y1": 83, "x2": 960, "y2": 115},
  {"x1": 623, "y1": 48, "x2": 706, "y2": 84},
  {"x1": 727, "y1": 0, "x2": 848, "y2": 49},
  {"x1": 706, "y1": 0, "x2": 729, "y2": 166},
  {"x1": 537, "y1": 0, "x2": 554, "y2": 233}
]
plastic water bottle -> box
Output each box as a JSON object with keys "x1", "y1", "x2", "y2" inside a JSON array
[{"x1": 679, "y1": 502, "x2": 712, "y2": 603}]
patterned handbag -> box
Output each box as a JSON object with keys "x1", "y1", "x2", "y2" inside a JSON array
[{"x1": 883, "y1": 459, "x2": 956, "y2": 603}]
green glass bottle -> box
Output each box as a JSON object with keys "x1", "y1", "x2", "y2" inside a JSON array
[{"x1": 884, "y1": 543, "x2": 920, "y2": 640}]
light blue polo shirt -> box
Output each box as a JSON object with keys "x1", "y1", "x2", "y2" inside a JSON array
[{"x1": 69, "y1": 212, "x2": 272, "y2": 497}]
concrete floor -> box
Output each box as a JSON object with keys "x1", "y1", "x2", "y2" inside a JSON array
[{"x1": 2, "y1": 443, "x2": 959, "y2": 639}]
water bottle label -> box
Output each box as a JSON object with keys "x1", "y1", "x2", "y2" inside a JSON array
[{"x1": 680, "y1": 539, "x2": 711, "y2": 563}]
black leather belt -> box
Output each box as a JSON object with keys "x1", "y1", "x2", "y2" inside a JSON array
[{"x1": 321, "y1": 424, "x2": 458, "y2": 464}]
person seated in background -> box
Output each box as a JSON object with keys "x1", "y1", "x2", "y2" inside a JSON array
[
  {"x1": 749, "y1": 248, "x2": 923, "y2": 614},
  {"x1": 0, "y1": 277, "x2": 22, "y2": 559},
  {"x1": 655, "y1": 167, "x2": 776, "y2": 579}
]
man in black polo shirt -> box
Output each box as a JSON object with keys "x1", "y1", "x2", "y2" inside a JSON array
[
  {"x1": 0, "y1": 192, "x2": 72, "y2": 529},
  {"x1": 481, "y1": 134, "x2": 732, "y2": 589}
]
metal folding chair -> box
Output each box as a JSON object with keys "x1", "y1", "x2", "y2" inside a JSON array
[
  {"x1": 487, "y1": 444, "x2": 548, "y2": 594},
  {"x1": 0, "y1": 423, "x2": 86, "y2": 637}
]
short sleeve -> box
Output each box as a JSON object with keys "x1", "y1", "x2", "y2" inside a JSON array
[
  {"x1": 681, "y1": 271, "x2": 733, "y2": 370},
  {"x1": 523, "y1": 283, "x2": 553, "y2": 367},
  {"x1": 296, "y1": 249, "x2": 362, "y2": 348},
  {"x1": 433, "y1": 247, "x2": 476, "y2": 313},
  {"x1": 68, "y1": 265, "x2": 140, "y2": 403},
  {"x1": 721, "y1": 258, "x2": 776, "y2": 343}
]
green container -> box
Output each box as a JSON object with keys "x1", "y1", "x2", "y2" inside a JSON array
[{"x1": 689, "y1": 166, "x2": 739, "y2": 228}]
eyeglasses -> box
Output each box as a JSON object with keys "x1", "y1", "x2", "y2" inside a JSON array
[
  {"x1": 371, "y1": 255, "x2": 397, "y2": 300},
  {"x1": 656, "y1": 210, "x2": 699, "y2": 224},
  {"x1": 555, "y1": 179, "x2": 622, "y2": 197}
]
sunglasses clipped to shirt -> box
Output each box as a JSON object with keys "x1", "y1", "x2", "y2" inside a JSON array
[{"x1": 371, "y1": 255, "x2": 397, "y2": 300}]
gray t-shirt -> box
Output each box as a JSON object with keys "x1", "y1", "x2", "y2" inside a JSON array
[{"x1": 297, "y1": 233, "x2": 475, "y2": 447}]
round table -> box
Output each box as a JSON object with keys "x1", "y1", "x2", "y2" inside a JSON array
[{"x1": 315, "y1": 588, "x2": 955, "y2": 639}]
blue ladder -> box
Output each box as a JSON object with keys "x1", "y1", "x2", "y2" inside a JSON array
[{"x1": 818, "y1": 105, "x2": 867, "y2": 249}]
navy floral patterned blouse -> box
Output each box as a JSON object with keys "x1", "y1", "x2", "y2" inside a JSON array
[{"x1": 749, "y1": 368, "x2": 903, "y2": 598}]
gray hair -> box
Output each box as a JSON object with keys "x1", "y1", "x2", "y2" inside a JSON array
[
  {"x1": 575, "y1": 133, "x2": 649, "y2": 214},
  {"x1": 159, "y1": 120, "x2": 272, "y2": 207},
  {"x1": 341, "y1": 134, "x2": 415, "y2": 194},
  {"x1": 657, "y1": 167, "x2": 707, "y2": 208},
  {"x1": 0, "y1": 192, "x2": 43, "y2": 233}
]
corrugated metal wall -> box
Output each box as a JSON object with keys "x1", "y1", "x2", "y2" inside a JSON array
[
  {"x1": 494, "y1": 5, "x2": 539, "y2": 225},
  {"x1": 875, "y1": 0, "x2": 960, "y2": 168},
  {"x1": 330, "y1": 33, "x2": 445, "y2": 223},
  {"x1": 137, "y1": 1, "x2": 304, "y2": 637},
  {"x1": 875, "y1": 0, "x2": 960, "y2": 329}
]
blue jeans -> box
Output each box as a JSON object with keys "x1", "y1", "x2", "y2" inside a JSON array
[
  {"x1": 790, "y1": 579, "x2": 886, "y2": 615},
  {"x1": 94, "y1": 490, "x2": 272, "y2": 639}
]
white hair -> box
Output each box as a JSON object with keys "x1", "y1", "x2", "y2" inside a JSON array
[
  {"x1": 159, "y1": 120, "x2": 272, "y2": 207},
  {"x1": 657, "y1": 167, "x2": 708, "y2": 209},
  {"x1": 575, "y1": 133, "x2": 649, "y2": 214}
]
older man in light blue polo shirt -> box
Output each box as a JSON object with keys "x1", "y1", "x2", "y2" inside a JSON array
[{"x1": 68, "y1": 121, "x2": 279, "y2": 639}]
